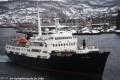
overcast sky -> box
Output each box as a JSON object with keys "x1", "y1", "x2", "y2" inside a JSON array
[{"x1": 0, "y1": 0, "x2": 8, "y2": 1}]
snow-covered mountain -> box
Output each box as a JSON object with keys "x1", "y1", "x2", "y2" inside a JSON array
[{"x1": 0, "y1": 0, "x2": 119, "y2": 19}]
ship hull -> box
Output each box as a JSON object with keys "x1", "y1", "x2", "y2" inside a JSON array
[{"x1": 5, "y1": 51, "x2": 109, "y2": 79}]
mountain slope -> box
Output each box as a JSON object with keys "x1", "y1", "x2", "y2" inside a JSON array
[{"x1": 0, "y1": 0, "x2": 119, "y2": 19}]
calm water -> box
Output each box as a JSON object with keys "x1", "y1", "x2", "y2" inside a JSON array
[{"x1": 0, "y1": 28, "x2": 120, "y2": 80}]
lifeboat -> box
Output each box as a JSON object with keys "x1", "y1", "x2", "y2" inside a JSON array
[{"x1": 17, "y1": 37, "x2": 28, "y2": 45}]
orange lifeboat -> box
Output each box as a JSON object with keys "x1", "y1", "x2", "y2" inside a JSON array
[{"x1": 17, "y1": 37, "x2": 28, "y2": 45}]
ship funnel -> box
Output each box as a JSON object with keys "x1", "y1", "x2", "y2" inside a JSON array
[
  {"x1": 54, "y1": 18, "x2": 60, "y2": 31},
  {"x1": 83, "y1": 39, "x2": 86, "y2": 49}
]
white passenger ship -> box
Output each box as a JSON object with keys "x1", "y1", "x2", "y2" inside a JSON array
[{"x1": 5, "y1": 10, "x2": 110, "y2": 79}]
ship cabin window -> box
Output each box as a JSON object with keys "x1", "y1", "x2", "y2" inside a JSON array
[
  {"x1": 49, "y1": 37, "x2": 53, "y2": 40},
  {"x1": 45, "y1": 44, "x2": 47, "y2": 47},
  {"x1": 12, "y1": 47, "x2": 15, "y2": 50},
  {"x1": 31, "y1": 49, "x2": 40, "y2": 52},
  {"x1": 73, "y1": 42, "x2": 75, "y2": 45},
  {"x1": 53, "y1": 44, "x2": 55, "y2": 47},
  {"x1": 56, "y1": 44, "x2": 57, "y2": 46},
  {"x1": 55, "y1": 37, "x2": 72, "y2": 40},
  {"x1": 52, "y1": 43, "x2": 75, "y2": 47},
  {"x1": 31, "y1": 42, "x2": 43, "y2": 47},
  {"x1": 58, "y1": 44, "x2": 60, "y2": 46},
  {"x1": 16, "y1": 48, "x2": 20, "y2": 50},
  {"x1": 43, "y1": 51, "x2": 47, "y2": 53},
  {"x1": 27, "y1": 49, "x2": 30, "y2": 52},
  {"x1": 39, "y1": 43, "x2": 43, "y2": 46},
  {"x1": 66, "y1": 43, "x2": 68, "y2": 46}
]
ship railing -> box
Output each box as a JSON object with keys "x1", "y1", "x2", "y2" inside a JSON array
[{"x1": 6, "y1": 39, "x2": 28, "y2": 48}]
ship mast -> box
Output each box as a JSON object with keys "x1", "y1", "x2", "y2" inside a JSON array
[{"x1": 37, "y1": 9, "x2": 42, "y2": 37}]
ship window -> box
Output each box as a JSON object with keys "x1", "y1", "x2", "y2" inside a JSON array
[
  {"x1": 43, "y1": 51, "x2": 47, "y2": 53},
  {"x1": 16, "y1": 48, "x2": 20, "y2": 50},
  {"x1": 53, "y1": 44, "x2": 55, "y2": 47},
  {"x1": 66, "y1": 43, "x2": 68, "y2": 46},
  {"x1": 32, "y1": 49, "x2": 40, "y2": 52},
  {"x1": 71, "y1": 43, "x2": 74, "y2": 45},
  {"x1": 50, "y1": 37, "x2": 53, "y2": 40},
  {"x1": 12, "y1": 47, "x2": 15, "y2": 50},
  {"x1": 39, "y1": 43, "x2": 43, "y2": 46},
  {"x1": 72, "y1": 42, "x2": 75, "y2": 45},
  {"x1": 27, "y1": 49, "x2": 30, "y2": 52},
  {"x1": 45, "y1": 45, "x2": 47, "y2": 47},
  {"x1": 56, "y1": 44, "x2": 57, "y2": 46},
  {"x1": 58, "y1": 44, "x2": 60, "y2": 46},
  {"x1": 61, "y1": 44, "x2": 63, "y2": 46},
  {"x1": 72, "y1": 43, "x2": 75, "y2": 45},
  {"x1": 55, "y1": 37, "x2": 58, "y2": 40},
  {"x1": 69, "y1": 43, "x2": 71, "y2": 46}
]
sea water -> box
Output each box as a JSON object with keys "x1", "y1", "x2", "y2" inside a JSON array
[{"x1": 0, "y1": 28, "x2": 120, "y2": 80}]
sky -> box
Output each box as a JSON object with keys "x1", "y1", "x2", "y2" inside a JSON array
[{"x1": 0, "y1": 0, "x2": 8, "y2": 1}]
